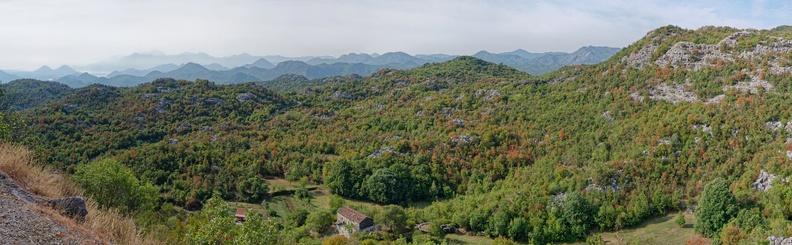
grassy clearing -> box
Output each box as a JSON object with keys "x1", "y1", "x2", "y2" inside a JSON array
[
  {"x1": 438, "y1": 213, "x2": 702, "y2": 245},
  {"x1": 597, "y1": 212, "x2": 699, "y2": 245},
  {"x1": 445, "y1": 233, "x2": 495, "y2": 245}
]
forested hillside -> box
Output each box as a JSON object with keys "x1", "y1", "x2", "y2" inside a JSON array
[{"x1": 9, "y1": 25, "x2": 792, "y2": 244}]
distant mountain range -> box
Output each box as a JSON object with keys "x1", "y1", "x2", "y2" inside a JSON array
[{"x1": 0, "y1": 46, "x2": 620, "y2": 87}]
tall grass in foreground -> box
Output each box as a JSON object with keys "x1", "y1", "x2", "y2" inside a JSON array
[{"x1": 0, "y1": 144, "x2": 157, "y2": 244}]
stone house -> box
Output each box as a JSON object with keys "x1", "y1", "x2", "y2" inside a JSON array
[{"x1": 336, "y1": 206, "x2": 375, "y2": 237}]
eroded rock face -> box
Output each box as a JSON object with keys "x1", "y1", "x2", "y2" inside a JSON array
[
  {"x1": 654, "y1": 41, "x2": 733, "y2": 71},
  {"x1": 621, "y1": 44, "x2": 658, "y2": 68},
  {"x1": 46, "y1": 197, "x2": 88, "y2": 223},
  {"x1": 624, "y1": 29, "x2": 792, "y2": 75}
]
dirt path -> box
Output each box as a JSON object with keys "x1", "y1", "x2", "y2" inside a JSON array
[{"x1": 284, "y1": 197, "x2": 296, "y2": 211}]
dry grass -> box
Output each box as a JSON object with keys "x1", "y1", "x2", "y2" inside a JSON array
[{"x1": 0, "y1": 144, "x2": 158, "y2": 245}]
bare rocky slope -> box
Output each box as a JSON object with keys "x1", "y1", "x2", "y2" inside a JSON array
[{"x1": 0, "y1": 171, "x2": 101, "y2": 244}]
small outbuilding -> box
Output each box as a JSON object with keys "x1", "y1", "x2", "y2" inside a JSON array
[
  {"x1": 234, "y1": 208, "x2": 246, "y2": 224},
  {"x1": 336, "y1": 206, "x2": 375, "y2": 237}
]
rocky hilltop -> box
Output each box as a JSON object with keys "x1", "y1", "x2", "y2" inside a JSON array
[{"x1": 547, "y1": 26, "x2": 792, "y2": 105}]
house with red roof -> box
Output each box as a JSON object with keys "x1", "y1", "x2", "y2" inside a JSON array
[{"x1": 335, "y1": 206, "x2": 375, "y2": 237}]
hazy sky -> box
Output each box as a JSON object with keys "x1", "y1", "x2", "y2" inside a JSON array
[{"x1": 0, "y1": 0, "x2": 788, "y2": 70}]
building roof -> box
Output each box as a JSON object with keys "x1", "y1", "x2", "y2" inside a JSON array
[
  {"x1": 235, "y1": 208, "x2": 246, "y2": 218},
  {"x1": 337, "y1": 206, "x2": 371, "y2": 223}
]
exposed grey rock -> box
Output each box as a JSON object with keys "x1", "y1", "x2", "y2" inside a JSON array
[
  {"x1": 452, "y1": 119, "x2": 466, "y2": 128},
  {"x1": 156, "y1": 98, "x2": 172, "y2": 113},
  {"x1": 621, "y1": 44, "x2": 658, "y2": 68},
  {"x1": 724, "y1": 75, "x2": 774, "y2": 94},
  {"x1": 368, "y1": 146, "x2": 396, "y2": 158},
  {"x1": 62, "y1": 104, "x2": 80, "y2": 112},
  {"x1": 625, "y1": 30, "x2": 792, "y2": 76},
  {"x1": 551, "y1": 192, "x2": 567, "y2": 206},
  {"x1": 393, "y1": 79, "x2": 410, "y2": 87},
  {"x1": 313, "y1": 112, "x2": 334, "y2": 120},
  {"x1": 649, "y1": 82, "x2": 698, "y2": 104},
  {"x1": 135, "y1": 112, "x2": 146, "y2": 121},
  {"x1": 202, "y1": 126, "x2": 212, "y2": 132},
  {"x1": 601, "y1": 111, "x2": 613, "y2": 123},
  {"x1": 450, "y1": 135, "x2": 472, "y2": 147},
  {"x1": 177, "y1": 122, "x2": 191, "y2": 131},
  {"x1": 236, "y1": 93, "x2": 258, "y2": 103},
  {"x1": 586, "y1": 178, "x2": 621, "y2": 193},
  {"x1": 767, "y1": 121, "x2": 783, "y2": 131},
  {"x1": 168, "y1": 138, "x2": 180, "y2": 145},
  {"x1": 767, "y1": 236, "x2": 792, "y2": 245},
  {"x1": 474, "y1": 89, "x2": 501, "y2": 101},
  {"x1": 330, "y1": 91, "x2": 352, "y2": 100},
  {"x1": 204, "y1": 97, "x2": 226, "y2": 106},
  {"x1": 752, "y1": 170, "x2": 776, "y2": 192},
  {"x1": 383, "y1": 135, "x2": 401, "y2": 141},
  {"x1": 442, "y1": 107, "x2": 456, "y2": 117},
  {"x1": 46, "y1": 197, "x2": 88, "y2": 223},
  {"x1": 654, "y1": 41, "x2": 733, "y2": 71},
  {"x1": 629, "y1": 92, "x2": 644, "y2": 102},
  {"x1": 416, "y1": 110, "x2": 424, "y2": 117},
  {"x1": 693, "y1": 124, "x2": 713, "y2": 136}
]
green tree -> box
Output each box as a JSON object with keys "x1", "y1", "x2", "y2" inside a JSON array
[
  {"x1": 321, "y1": 235, "x2": 347, "y2": 245},
  {"x1": 237, "y1": 175, "x2": 269, "y2": 203},
  {"x1": 720, "y1": 225, "x2": 747, "y2": 245},
  {"x1": 676, "y1": 212, "x2": 686, "y2": 227},
  {"x1": 185, "y1": 194, "x2": 235, "y2": 244},
  {"x1": 364, "y1": 168, "x2": 405, "y2": 204},
  {"x1": 562, "y1": 192, "x2": 593, "y2": 240},
  {"x1": 286, "y1": 209, "x2": 310, "y2": 227},
  {"x1": 429, "y1": 220, "x2": 447, "y2": 239},
  {"x1": 294, "y1": 176, "x2": 312, "y2": 200},
  {"x1": 233, "y1": 212, "x2": 280, "y2": 245},
  {"x1": 507, "y1": 217, "x2": 529, "y2": 241},
  {"x1": 329, "y1": 194, "x2": 346, "y2": 213},
  {"x1": 695, "y1": 178, "x2": 738, "y2": 237},
  {"x1": 412, "y1": 232, "x2": 435, "y2": 245},
  {"x1": 72, "y1": 159, "x2": 158, "y2": 213},
  {"x1": 325, "y1": 159, "x2": 367, "y2": 199},
  {"x1": 377, "y1": 205, "x2": 407, "y2": 233},
  {"x1": 489, "y1": 209, "x2": 512, "y2": 236},
  {"x1": 305, "y1": 210, "x2": 334, "y2": 233},
  {"x1": 595, "y1": 204, "x2": 616, "y2": 230}
]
